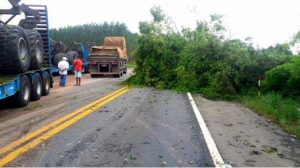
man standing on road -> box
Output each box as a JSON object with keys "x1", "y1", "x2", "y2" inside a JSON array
[
  {"x1": 73, "y1": 56, "x2": 83, "y2": 86},
  {"x1": 58, "y1": 57, "x2": 69, "y2": 87}
]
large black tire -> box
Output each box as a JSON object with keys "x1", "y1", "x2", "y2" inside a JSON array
[
  {"x1": 31, "y1": 73, "x2": 42, "y2": 101},
  {"x1": 0, "y1": 25, "x2": 31, "y2": 73},
  {"x1": 53, "y1": 53, "x2": 67, "y2": 66},
  {"x1": 41, "y1": 71, "x2": 51, "y2": 96},
  {"x1": 66, "y1": 51, "x2": 78, "y2": 65},
  {"x1": 25, "y1": 30, "x2": 44, "y2": 70},
  {"x1": 14, "y1": 75, "x2": 31, "y2": 107}
]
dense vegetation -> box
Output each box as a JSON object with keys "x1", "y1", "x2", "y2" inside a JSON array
[
  {"x1": 127, "y1": 6, "x2": 300, "y2": 138},
  {"x1": 50, "y1": 22, "x2": 138, "y2": 57}
]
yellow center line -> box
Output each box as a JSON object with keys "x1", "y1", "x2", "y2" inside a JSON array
[
  {"x1": 0, "y1": 88, "x2": 129, "y2": 167},
  {"x1": 0, "y1": 86, "x2": 128, "y2": 156}
]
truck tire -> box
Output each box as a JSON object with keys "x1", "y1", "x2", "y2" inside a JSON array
[
  {"x1": 31, "y1": 73, "x2": 43, "y2": 101},
  {"x1": 42, "y1": 71, "x2": 51, "y2": 96},
  {"x1": 26, "y1": 30, "x2": 44, "y2": 70},
  {"x1": 0, "y1": 25, "x2": 31, "y2": 73},
  {"x1": 67, "y1": 51, "x2": 78, "y2": 65},
  {"x1": 53, "y1": 53, "x2": 67, "y2": 66},
  {"x1": 14, "y1": 75, "x2": 31, "y2": 107}
]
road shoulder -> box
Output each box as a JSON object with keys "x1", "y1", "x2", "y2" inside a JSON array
[{"x1": 192, "y1": 94, "x2": 300, "y2": 167}]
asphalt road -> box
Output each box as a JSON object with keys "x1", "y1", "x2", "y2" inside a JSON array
[{"x1": 0, "y1": 73, "x2": 214, "y2": 167}]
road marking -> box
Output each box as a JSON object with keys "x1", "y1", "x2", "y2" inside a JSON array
[
  {"x1": 0, "y1": 88, "x2": 129, "y2": 167},
  {"x1": 0, "y1": 86, "x2": 128, "y2": 164},
  {"x1": 187, "y1": 93, "x2": 230, "y2": 168},
  {"x1": 0, "y1": 86, "x2": 128, "y2": 155}
]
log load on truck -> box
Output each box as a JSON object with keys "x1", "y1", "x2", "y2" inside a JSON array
[
  {"x1": 89, "y1": 37, "x2": 128, "y2": 77},
  {"x1": 0, "y1": 0, "x2": 52, "y2": 107}
]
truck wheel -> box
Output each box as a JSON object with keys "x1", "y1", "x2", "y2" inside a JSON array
[
  {"x1": 0, "y1": 25, "x2": 31, "y2": 73},
  {"x1": 54, "y1": 53, "x2": 67, "y2": 66},
  {"x1": 41, "y1": 71, "x2": 51, "y2": 96},
  {"x1": 31, "y1": 73, "x2": 42, "y2": 101},
  {"x1": 14, "y1": 75, "x2": 31, "y2": 107},
  {"x1": 26, "y1": 30, "x2": 44, "y2": 70},
  {"x1": 67, "y1": 51, "x2": 78, "y2": 65}
]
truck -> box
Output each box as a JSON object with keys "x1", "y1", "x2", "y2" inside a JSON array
[
  {"x1": 51, "y1": 41, "x2": 91, "y2": 74},
  {"x1": 0, "y1": 0, "x2": 52, "y2": 107},
  {"x1": 89, "y1": 37, "x2": 128, "y2": 77}
]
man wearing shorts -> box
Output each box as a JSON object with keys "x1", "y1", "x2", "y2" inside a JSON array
[{"x1": 73, "y1": 56, "x2": 83, "y2": 86}]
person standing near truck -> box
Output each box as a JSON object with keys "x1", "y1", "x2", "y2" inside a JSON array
[
  {"x1": 58, "y1": 57, "x2": 69, "y2": 87},
  {"x1": 73, "y1": 56, "x2": 83, "y2": 86}
]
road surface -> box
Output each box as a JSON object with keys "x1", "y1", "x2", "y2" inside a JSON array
[
  {"x1": 1, "y1": 72, "x2": 298, "y2": 167},
  {"x1": 0, "y1": 73, "x2": 214, "y2": 167}
]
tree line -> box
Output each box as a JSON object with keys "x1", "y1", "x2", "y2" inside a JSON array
[{"x1": 50, "y1": 22, "x2": 138, "y2": 58}]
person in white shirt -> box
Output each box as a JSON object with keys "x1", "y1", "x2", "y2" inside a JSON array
[{"x1": 58, "y1": 57, "x2": 69, "y2": 87}]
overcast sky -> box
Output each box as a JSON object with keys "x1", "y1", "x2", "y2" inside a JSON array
[{"x1": 2, "y1": 0, "x2": 300, "y2": 48}]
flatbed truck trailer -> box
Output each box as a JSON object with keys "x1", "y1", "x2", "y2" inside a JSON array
[
  {"x1": 0, "y1": 2, "x2": 53, "y2": 107},
  {"x1": 0, "y1": 69, "x2": 51, "y2": 106}
]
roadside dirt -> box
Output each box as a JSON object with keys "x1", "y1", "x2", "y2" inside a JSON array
[{"x1": 192, "y1": 94, "x2": 300, "y2": 167}]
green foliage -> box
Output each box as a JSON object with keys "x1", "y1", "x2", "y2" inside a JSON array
[
  {"x1": 132, "y1": 32, "x2": 185, "y2": 88},
  {"x1": 291, "y1": 31, "x2": 300, "y2": 45},
  {"x1": 263, "y1": 56, "x2": 300, "y2": 95},
  {"x1": 50, "y1": 22, "x2": 138, "y2": 56},
  {"x1": 130, "y1": 7, "x2": 295, "y2": 99},
  {"x1": 243, "y1": 92, "x2": 300, "y2": 138},
  {"x1": 150, "y1": 6, "x2": 165, "y2": 23}
]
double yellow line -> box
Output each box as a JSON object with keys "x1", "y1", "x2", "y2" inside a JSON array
[{"x1": 0, "y1": 86, "x2": 129, "y2": 167}]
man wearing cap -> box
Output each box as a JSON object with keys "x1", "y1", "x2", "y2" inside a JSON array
[{"x1": 58, "y1": 57, "x2": 69, "y2": 87}]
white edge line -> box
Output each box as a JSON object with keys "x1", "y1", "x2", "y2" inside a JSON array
[{"x1": 187, "y1": 93, "x2": 230, "y2": 168}]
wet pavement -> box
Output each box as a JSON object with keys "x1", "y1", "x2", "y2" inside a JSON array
[{"x1": 4, "y1": 87, "x2": 214, "y2": 167}]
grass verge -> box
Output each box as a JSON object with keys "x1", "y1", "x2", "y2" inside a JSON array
[
  {"x1": 127, "y1": 62, "x2": 137, "y2": 69},
  {"x1": 242, "y1": 92, "x2": 300, "y2": 139}
]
